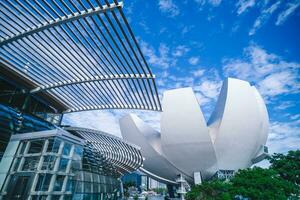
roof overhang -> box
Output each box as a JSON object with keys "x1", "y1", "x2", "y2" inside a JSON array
[{"x1": 0, "y1": 0, "x2": 161, "y2": 113}]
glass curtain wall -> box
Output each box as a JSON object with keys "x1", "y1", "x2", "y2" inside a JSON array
[
  {"x1": 0, "y1": 77, "x2": 61, "y2": 161},
  {"x1": 1, "y1": 136, "x2": 121, "y2": 200}
]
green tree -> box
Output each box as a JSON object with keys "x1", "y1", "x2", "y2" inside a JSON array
[
  {"x1": 268, "y1": 150, "x2": 300, "y2": 185},
  {"x1": 133, "y1": 194, "x2": 139, "y2": 200},
  {"x1": 230, "y1": 167, "x2": 297, "y2": 200},
  {"x1": 185, "y1": 180, "x2": 231, "y2": 200},
  {"x1": 185, "y1": 150, "x2": 300, "y2": 199}
]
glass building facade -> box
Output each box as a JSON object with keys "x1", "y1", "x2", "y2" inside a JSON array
[
  {"x1": 0, "y1": 74, "x2": 63, "y2": 161},
  {"x1": 0, "y1": 57, "x2": 143, "y2": 200},
  {"x1": 0, "y1": 128, "x2": 140, "y2": 200}
]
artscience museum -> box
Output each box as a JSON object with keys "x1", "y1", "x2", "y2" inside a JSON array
[{"x1": 120, "y1": 78, "x2": 269, "y2": 188}]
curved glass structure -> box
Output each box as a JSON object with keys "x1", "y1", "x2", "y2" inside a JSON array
[{"x1": 0, "y1": 127, "x2": 143, "y2": 200}]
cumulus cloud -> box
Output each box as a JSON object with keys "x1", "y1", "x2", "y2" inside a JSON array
[
  {"x1": 276, "y1": 2, "x2": 300, "y2": 25},
  {"x1": 172, "y1": 45, "x2": 190, "y2": 57},
  {"x1": 62, "y1": 110, "x2": 123, "y2": 137},
  {"x1": 140, "y1": 40, "x2": 175, "y2": 69},
  {"x1": 267, "y1": 119, "x2": 300, "y2": 153},
  {"x1": 63, "y1": 109, "x2": 162, "y2": 137},
  {"x1": 236, "y1": 0, "x2": 256, "y2": 15},
  {"x1": 158, "y1": 0, "x2": 180, "y2": 17},
  {"x1": 188, "y1": 56, "x2": 200, "y2": 65},
  {"x1": 223, "y1": 44, "x2": 300, "y2": 101}
]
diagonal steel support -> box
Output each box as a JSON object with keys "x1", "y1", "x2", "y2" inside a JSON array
[{"x1": 0, "y1": 1, "x2": 123, "y2": 46}]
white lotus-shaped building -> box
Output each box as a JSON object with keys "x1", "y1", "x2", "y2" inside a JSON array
[{"x1": 120, "y1": 78, "x2": 269, "y2": 185}]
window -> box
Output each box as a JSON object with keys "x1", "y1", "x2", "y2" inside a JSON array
[
  {"x1": 19, "y1": 141, "x2": 27, "y2": 155},
  {"x1": 84, "y1": 182, "x2": 92, "y2": 193},
  {"x1": 66, "y1": 178, "x2": 74, "y2": 192},
  {"x1": 84, "y1": 172, "x2": 92, "y2": 182},
  {"x1": 51, "y1": 195, "x2": 61, "y2": 200},
  {"x1": 31, "y1": 195, "x2": 48, "y2": 200},
  {"x1": 71, "y1": 159, "x2": 81, "y2": 171},
  {"x1": 63, "y1": 142, "x2": 71, "y2": 156},
  {"x1": 58, "y1": 158, "x2": 69, "y2": 172},
  {"x1": 73, "y1": 146, "x2": 83, "y2": 160},
  {"x1": 28, "y1": 140, "x2": 44, "y2": 154},
  {"x1": 41, "y1": 155, "x2": 56, "y2": 170},
  {"x1": 53, "y1": 175, "x2": 65, "y2": 191},
  {"x1": 13, "y1": 158, "x2": 21, "y2": 171},
  {"x1": 47, "y1": 138, "x2": 61, "y2": 153},
  {"x1": 35, "y1": 173, "x2": 52, "y2": 191},
  {"x1": 22, "y1": 156, "x2": 40, "y2": 171}
]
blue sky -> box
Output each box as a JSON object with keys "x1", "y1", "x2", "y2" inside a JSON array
[{"x1": 63, "y1": 0, "x2": 300, "y2": 156}]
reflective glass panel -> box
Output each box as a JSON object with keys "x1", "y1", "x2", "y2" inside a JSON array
[
  {"x1": 19, "y1": 141, "x2": 27, "y2": 155},
  {"x1": 71, "y1": 159, "x2": 81, "y2": 171},
  {"x1": 28, "y1": 140, "x2": 44, "y2": 154},
  {"x1": 46, "y1": 138, "x2": 61, "y2": 153},
  {"x1": 73, "y1": 146, "x2": 83, "y2": 160},
  {"x1": 35, "y1": 173, "x2": 52, "y2": 191},
  {"x1": 63, "y1": 142, "x2": 71, "y2": 156},
  {"x1": 51, "y1": 195, "x2": 61, "y2": 200},
  {"x1": 66, "y1": 178, "x2": 74, "y2": 192},
  {"x1": 13, "y1": 157, "x2": 21, "y2": 171},
  {"x1": 41, "y1": 155, "x2": 56, "y2": 170},
  {"x1": 84, "y1": 182, "x2": 92, "y2": 193},
  {"x1": 58, "y1": 158, "x2": 69, "y2": 172},
  {"x1": 53, "y1": 175, "x2": 65, "y2": 191},
  {"x1": 22, "y1": 156, "x2": 40, "y2": 171}
]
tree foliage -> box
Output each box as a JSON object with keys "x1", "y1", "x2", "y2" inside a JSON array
[
  {"x1": 230, "y1": 167, "x2": 297, "y2": 200},
  {"x1": 268, "y1": 150, "x2": 300, "y2": 185},
  {"x1": 185, "y1": 180, "x2": 231, "y2": 200},
  {"x1": 185, "y1": 150, "x2": 300, "y2": 200}
]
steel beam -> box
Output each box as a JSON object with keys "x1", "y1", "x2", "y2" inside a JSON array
[{"x1": 30, "y1": 74, "x2": 155, "y2": 93}]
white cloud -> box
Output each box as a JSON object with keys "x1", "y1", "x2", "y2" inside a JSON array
[
  {"x1": 62, "y1": 110, "x2": 123, "y2": 137},
  {"x1": 249, "y1": 1, "x2": 281, "y2": 35},
  {"x1": 223, "y1": 44, "x2": 300, "y2": 101},
  {"x1": 290, "y1": 114, "x2": 300, "y2": 120},
  {"x1": 236, "y1": 0, "x2": 256, "y2": 15},
  {"x1": 194, "y1": 80, "x2": 222, "y2": 99},
  {"x1": 275, "y1": 101, "x2": 295, "y2": 110},
  {"x1": 258, "y1": 71, "x2": 299, "y2": 97},
  {"x1": 267, "y1": 119, "x2": 300, "y2": 153},
  {"x1": 172, "y1": 45, "x2": 190, "y2": 57},
  {"x1": 195, "y1": 0, "x2": 222, "y2": 7},
  {"x1": 276, "y1": 2, "x2": 300, "y2": 25},
  {"x1": 63, "y1": 109, "x2": 162, "y2": 138},
  {"x1": 140, "y1": 40, "x2": 175, "y2": 69},
  {"x1": 181, "y1": 25, "x2": 194, "y2": 35},
  {"x1": 192, "y1": 69, "x2": 205, "y2": 77},
  {"x1": 158, "y1": 0, "x2": 180, "y2": 17},
  {"x1": 188, "y1": 56, "x2": 200, "y2": 65}
]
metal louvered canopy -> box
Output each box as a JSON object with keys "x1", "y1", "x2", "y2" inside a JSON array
[
  {"x1": 65, "y1": 127, "x2": 143, "y2": 175},
  {"x1": 0, "y1": 0, "x2": 162, "y2": 113}
]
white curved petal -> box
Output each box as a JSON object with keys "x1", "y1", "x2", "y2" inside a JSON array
[
  {"x1": 119, "y1": 114, "x2": 193, "y2": 183},
  {"x1": 208, "y1": 78, "x2": 269, "y2": 170},
  {"x1": 161, "y1": 87, "x2": 218, "y2": 180}
]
